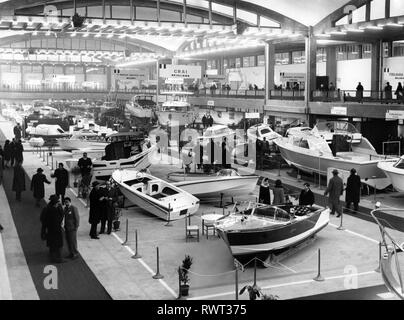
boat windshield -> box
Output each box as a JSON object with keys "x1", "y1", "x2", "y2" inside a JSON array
[
  {"x1": 307, "y1": 136, "x2": 333, "y2": 155},
  {"x1": 216, "y1": 169, "x2": 239, "y2": 177},
  {"x1": 314, "y1": 121, "x2": 358, "y2": 134},
  {"x1": 253, "y1": 206, "x2": 291, "y2": 222},
  {"x1": 394, "y1": 158, "x2": 404, "y2": 169},
  {"x1": 260, "y1": 128, "x2": 272, "y2": 135}
]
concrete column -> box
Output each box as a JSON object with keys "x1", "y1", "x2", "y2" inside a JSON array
[
  {"x1": 305, "y1": 27, "x2": 317, "y2": 109},
  {"x1": 106, "y1": 66, "x2": 112, "y2": 91},
  {"x1": 371, "y1": 41, "x2": 382, "y2": 96},
  {"x1": 83, "y1": 65, "x2": 87, "y2": 81},
  {"x1": 20, "y1": 64, "x2": 24, "y2": 89},
  {"x1": 264, "y1": 42, "x2": 275, "y2": 104},
  {"x1": 326, "y1": 46, "x2": 337, "y2": 87}
]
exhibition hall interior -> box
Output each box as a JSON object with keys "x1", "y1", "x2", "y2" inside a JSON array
[{"x1": 0, "y1": 0, "x2": 404, "y2": 302}]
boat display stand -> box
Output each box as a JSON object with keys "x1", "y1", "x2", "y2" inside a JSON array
[{"x1": 262, "y1": 235, "x2": 317, "y2": 267}]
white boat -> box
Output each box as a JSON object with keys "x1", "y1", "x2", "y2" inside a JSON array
[
  {"x1": 167, "y1": 169, "x2": 259, "y2": 198},
  {"x1": 274, "y1": 122, "x2": 396, "y2": 190},
  {"x1": 57, "y1": 129, "x2": 108, "y2": 152},
  {"x1": 200, "y1": 125, "x2": 235, "y2": 140},
  {"x1": 125, "y1": 95, "x2": 155, "y2": 119},
  {"x1": 157, "y1": 91, "x2": 196, "y2": 127},
  {"x1": 112, "y1": 169, "x2": 200, "y2": 221},
  {"x1": 197, "y1": 109, "x2": 244, "y2": 126},
  {"x1": 28, "y1": 137, "x2": 45, "y2": 147},
  {"x1": 377, "y1": 156, "x2": 404, "y2": 192},
  {"x1": 247, "y1": 124, "x2": 282, "y2": 145},
  {"x1": 215, "y1": 203, "x2": 330, "y2": 257},
  {"x1": 91, "y1": 131, "x2": 156, "y2": 182},
  {"x1": 26, "y1": 124, "x2": 70, "y2": 139}
]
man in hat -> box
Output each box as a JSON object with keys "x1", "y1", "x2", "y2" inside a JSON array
[
  {"x1": 63, "y1": 197, "x2": 80, "y2": 259},
  {"x1": 88, "y1": 181, "x2": 103, "y2": 239},
  {"x1": 31, "y1": 168, "x2": 51, "y2": 207},
  {"x1": 324, "y1": 169, "x2": 344, "y2": 217},
  {"x1": 345, "y1": 168, "x2": 361, "y2": 212},
  {"x1": 299, "y1": 182, "x2": 315, "y2": 206},
  {"x1": 51, "y1": 163, "x2": 69, "y2": 203}
]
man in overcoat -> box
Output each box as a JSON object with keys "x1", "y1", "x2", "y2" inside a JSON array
[
  {"x1": 12, "y1": 162, "x2": 25, "y2": 201},
  {"x1": 31, "y1": 168, "x2": 51, "y2": 207},
  {"x1": 345, "y1": 168, "x2": 361, "y2": 212},
  {"x1": 51, "y1": 163, "x2": 69, "y2": 203},
  {"x1": 89, "y1": 181, "x2": 103, "y2": 239},
  {"x1": 324, "y1": 169, "x2": 344, "y2": 217},
  {"x1": 63, "y1": 197, "x2": 80, "y2": 259}
]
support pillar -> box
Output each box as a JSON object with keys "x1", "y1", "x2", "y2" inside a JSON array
[
  {"x1": 304, "y1": 26, "x2": 317, "y2": 116},
  {"x1": 371, "y1": 41, "x2": 382, "y2": 98},
  {"x1": 106, "y1": 65, "x2": 112, "y2": 91},
  {"x1": 326, "y1": 46, "x2": 337, "y2": 88},
  {"x1": 264, "y1": 42, "x2": 275, "y2": 104},
  {"x1": 20, "y1": 64, "x2": 24, "y2": 90}
]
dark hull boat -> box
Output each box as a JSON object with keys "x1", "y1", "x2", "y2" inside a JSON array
[{"x1": 215, "y1": 203, "x2": 329, "y2": 257}]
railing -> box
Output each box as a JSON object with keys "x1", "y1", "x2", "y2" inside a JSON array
[
  {"x1": 193, "y1": 88, "x2": 265, "y2": 99},
  {"x1": 269, "y1": 89, "x2": 305, "y2": 101},
  {"x1": 313, "y1": 89, "x2": 404, "y2": 104}
]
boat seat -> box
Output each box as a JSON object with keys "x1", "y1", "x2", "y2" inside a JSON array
[
  {"x1": 147, "y1": 180, "x2": 161, "y2": 195},
  {"x1": 131, "y1": 182, "x2": 146, "y2": 193}
]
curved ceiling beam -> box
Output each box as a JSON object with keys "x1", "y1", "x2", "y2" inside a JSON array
[{"x1": 314, "y1": 0, "x2": 370, "y2": 33}]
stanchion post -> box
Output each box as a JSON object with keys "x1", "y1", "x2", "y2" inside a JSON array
[
  {"x1": 51, "y1": 153, "x2": 54, "y2": 170},
  {"x1": 313, "y1": 248, "x2": 324, "y2": 281},
  {"x1": 131, "y1": 229, "x2": 142, "y2": 259},
  {"x1": 235, "y1": 264, "x2": 239, "y2": 300},
  {"x1": 253, "y1": 258, "x2": 257, "y2": 286},
  {"x1": 375, "y1": 241, "x2": 381, "y2": 273},
  {"x1": 165, "y1": 204, "x2": 172, "y2": 227},
  {"x1": 337, "y1": 211, "x2": 344, "y2": 230},
  {"x1": 121, "y1": 218, "x2": 129, "y2": 245},
  {"x1": 42, "y1": 149, "x2": 45, "y2": 162},
  {"x1": 46, "y1": 152, "x2": 49, "y2": 166},
  {"x1": 152, "y1": 247, "x2": 164, "y2": 279},
  {"x1": 278, "y1": 159, "x2": 281, "y2": 177}
]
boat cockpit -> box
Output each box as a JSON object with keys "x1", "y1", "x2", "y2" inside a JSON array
[
  {"x1": 124, "y1": 176, "x2": 179, "y2": 199},
  {"x1": 102, "y1": 132, "x2": 146, "y2": 161}
]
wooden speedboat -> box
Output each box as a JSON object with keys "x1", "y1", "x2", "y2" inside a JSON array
[
  {"x1": 112, "y1": 169, "x2": 200, "y2": 221},
  {"x1": 215, "y1": 203, "x2": 330, "y2": 257},
  {"x1": 167, "y1": 169, "x2": 258, "y2": 198}
]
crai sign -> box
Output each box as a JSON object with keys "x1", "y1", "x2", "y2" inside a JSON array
[{"x1": 160, "y1": 64, "x2": 202, "y2": 79}]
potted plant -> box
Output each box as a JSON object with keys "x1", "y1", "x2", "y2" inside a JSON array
[
  {"x1": 70, "y1": 165, "x2": 81, "y2": 188},
  {"x1": 71, "y1": 12, "x2": 85, "y2": 28},
  {"x1": 178, "y1": 255, "x2": 193, "y2": 297}
]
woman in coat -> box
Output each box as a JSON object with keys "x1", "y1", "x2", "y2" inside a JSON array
[
  {"x1": 272, "y1": 179, "x2": 285, "y2": 205},
  {"x1": 3, "y1": 140, "x2": 11, "y2": 168},
  {"x1": 12, "y1": 162, "x2": 25, "y2": 201},
  {"x1": 345, "y1": 168, "x2": 361, "y2": 212},
  {"x1": 258, "y1": 178, "x2": 271, "y2": 205},
  {"x1": 40, "y1": 195, "x2": 65, "y2": 263},
  {"x1": 89, "y1": 181, "x2": 103, "y2": 239},
  {"x1": 31, "y1": 168, "x2": 51, "y2": 207}
]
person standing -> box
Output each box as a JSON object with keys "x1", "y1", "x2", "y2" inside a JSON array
[
  {"x1": 9, "y1": 138, "x2": 16, "y2": 167},
  {"x1": 40, "y1": 195, "x2": 65, "y2": 263},
  {"x1": 299, "y1": 182, "x2": 315, "y2": 206},
  {"x1": 63, "y1": 197, "x2": 80, "y2": 259},
  {"x1": 0, "y1": 153, "x2": 3, "y2": 185},
  {"x1": 345, "y1": 168, "x2": 361, "y2": 212},
  {"x1": 395, "y1": 82, "x2": 403, "y2": 104},
  {"x1": 202, "y1": 114, "x2": 207, "y2": 129},
  {"x1": 207, "y1": 114, "x2": 213, "y2": 127},
  {"x1": 258, "y1": 178, "x2": 271, "y2": 205},
  {"x1": 384, "y1": 82, "x2": 393, "y2": 103},
  {"x1": 13, "y1": 123, "x2": 22, "y2": 141},
  {"x1": 356, "y1": 82, "x2": 364, "y2": 103},
  {"x1": 99, "y1": 181, "x2": 117, "y2": 235},
  {"x1": 51, "y1": 163, "x2": 69, "y2": 203},
  {"x1": 89, "y1": 181, "x2": 102, "y2": 239},
  {"x1": 0, "y1": 145, "x2": 4, "y2": 169},
  {"x1": 78, "y1": 152, "x2": 92, "y2": 186},
  {"x1": 324, "y1": 169, "x2": 344, "y2": 217},
  {"x1": 3, "y1": 140, "x2": 11, "y2": 168},
  {"x1": 272, "y1": 179, "x2": 285, "y2": 205},
  {"x1": 31, "y1": 168, "x2": 51, "y2": 207},
  {"x1": 12, "y1": 162, "x2": 25, "y2": 201},
  {"x1": 14, "y1": 139, "x2": 24, "y2": 164}
]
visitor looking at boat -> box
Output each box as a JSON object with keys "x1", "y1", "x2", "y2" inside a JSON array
[
  {"x1": 258, "y1": 178, "x2": 271, "y2": 205},
  {"x1": 299, "y1": 182, "x2": 314, "y2": 206},
  {"x1": 78, "y1": 152, "x2": 92, "y2": 189},
  {"x1": 272, "y1": 179, "x2": 285, "y2": 205},
  {"x1": 324, "y1": 169, "x2": 344, "y2": 217},
  {"x1": 345, "y1": 168, "x2": 361, "y2": 213}
]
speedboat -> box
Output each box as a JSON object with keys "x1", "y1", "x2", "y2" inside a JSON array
[
  {"x1": 274, "y1": 121, "x2": 396, "y2": 190},
  {"x1": 26, "y1": 124, "x2": 70, "y2": 139},
  {"x1": 57, "y1": 129, "x2": 108, "y2": 152},
  {"x1": 378, "y1": 156, "x2": 404, "y2": 192},
  {"x1": 125, "y1": 95, "x2": 155, "y2": 119},
  {"x1": 157, "y1": 91, "x2": 196, "y2": 127},
  {"x1": 167, "y1": 169, "x2": 259, "y2": 198},
  {"x1": 197, "y1": 109, "x2": 244, "y2": 127},
  {"x1": 112, "y1": 169, "x2": 200, "y2": 221},
  {"x1": 247, "y1": 124, "x2": 281, "y2": 145},
  {"x1": 214, "y1": 203, "x2": 330, "y2": 257},
  {"x1": 91, "y1": 131, "x2": 156, "y2": 182}
]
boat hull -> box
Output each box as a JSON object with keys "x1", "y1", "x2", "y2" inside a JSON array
[
  {"x1": 126, "y1": 104, "x2": 152, "y2": 119},
  {"x1": 172, "y1": 176, "x2": 259, "y2": 198},
  {"x1": 92, "y1": 145, "x2": 156, "y2": 182},
  {"x1": 57, "y1": 139, "x2": 107, "y2": 152},
  {"x1": 275, "y1": 139, "x2": 392, "y2": 190},
  {"x1": 377, "y1": 161, "x2": 404, "y2": 192},
  {"x1": 157, "y1": 111, "x2": 195, "y2": 127},
  {"x1": 216, "y1": 209, "x2": 329, "y2": 256}
]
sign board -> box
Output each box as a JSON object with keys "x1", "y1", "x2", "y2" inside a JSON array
[
  {"x1": 207, "y1": 100, "x2": 215, "y2": 107},
  {"x1": 205, "y1": 69, "x2": 218, "y2": 76},
  {"x1": 280, "y1": 72, "x2": 305, "y2": 82},
  {"x1": 165, "y1": 77, "x2": 184, "y2": 85},
  {"x1": 159, "y1": 64, "x2": 201, "y2": 79},
  {"x1": 52, "y1": 75, "x2": 75, "y2": 83},
  {"x1": 245, "y1": 112, "x2": 260, "y2": 119},
  {"x1": 331, "y1": 106, "x2": 347, "y2": 115},
  {"x1": 327, "y1": 167, "x2": 350, "y2": 200},
  {"x1": 386, "y1": 110, "x2": 404, "y2": 120},
  {"x1": 113, "y1": 70, "x2": 146, "y2": 81}
]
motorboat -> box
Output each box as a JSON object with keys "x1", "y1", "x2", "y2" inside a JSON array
[
  {"x1": 311, "y1": 121, "x2": 362, "y2": 144},
  {"x1": 197, "y1": 109, "x2": 244, "y2": 127},
  {"x1": 28, "y1": 137, "x2": 45, "y2": 147},
  {"x1": 200, "y1": 125, "x2": 235, "y2": 140},
  {"x1": 284, "y1": 126, "x2": 312, "y2": 138},
  {"x1": 167, "y1": 168, "x2": 259, "y2": 198},
  {"x1": 377, "y1": 156, "x2": 404, "y2": 192},
  {"x1": 125, "y1": 95, "x2": 155, "y2": 119},
  {"x1": 274, "y1": 121, "x2": 396, "y2": 190},
  {"x1": 57, "y1": 129, "x2": 108, "y2": 152},
  {"x1": 112, "y1": 169, "x2": 200, "y2": 221},
  {"x1": 157, "y1": 91, "x2": 196, "y2": 127},
  {"x1": 91, "y1": 131, "x2": 156, "y2": 182},
  {"x1": 26, "y1": 124, "x2": 70, "y2": 139},
  {"x1": 214, "y1": 203, "x2": 330, "y2": 257},
  {"x1": 247, "y1": 124, "x2": 282, "y2": 145}
]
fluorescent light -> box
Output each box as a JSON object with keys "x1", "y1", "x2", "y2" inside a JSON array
[
  {"x1": 71, "y1": 32, "x2": 77, "y2": 37},
  {"x1": 346, "y1": 29, "x2": 364, "y2": 33},
  {"x1": 385, "y1": 23, "x2": 402, "y2": 27},
  {"x1": 315, "y1": 33, "x2": 331, "y2": 38},
  {"x1": 364, "y1": 26, "x2": 383, "y2": 30},
  {"x1": 83, "y1": 33, "x2": 89, "y2": 37},
  {"x1": 330, "y1": 31, "x2": 347, "y2": 35},
  {"x1": 95, "y1": 33, "x2": 101, "y2": 38},
  {"x1": 32, "y1": 30, "x2": 38, "y2": 36},
  {"x1": 106, "y1": 33, "x2": 114, "y2": 38}
]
